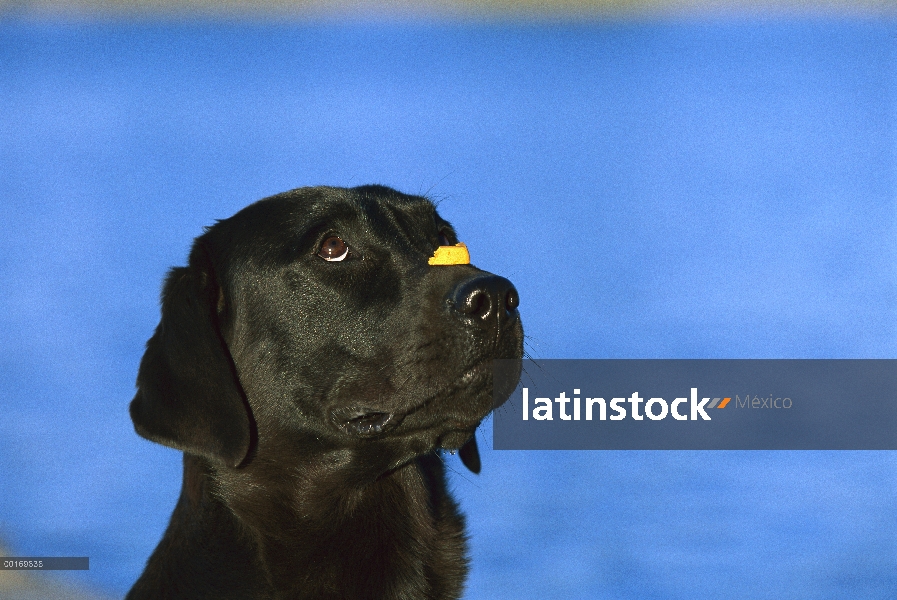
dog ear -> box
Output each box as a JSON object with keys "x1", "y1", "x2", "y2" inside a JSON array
[
  {"x1": 129, "y1": 244, "x2": 253, "y2": 468},
  {"x1": 458, "y1": 437, "x2": 481, "y2": 474}
]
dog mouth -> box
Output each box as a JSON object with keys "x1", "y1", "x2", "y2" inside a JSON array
[
  {"x1": 330, "y1": 359, "x2": 500, "y2": 439},
  {"x1": 332, "y1": 408, "x2": 398, "y2": 437},
  {"x1": 461, "y1": 361, "x2": 488, "y2": 384}
]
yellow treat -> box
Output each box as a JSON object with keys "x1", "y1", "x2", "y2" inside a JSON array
[{"x1": 428, "y1": 242, "x2": 470, "y2": 265}]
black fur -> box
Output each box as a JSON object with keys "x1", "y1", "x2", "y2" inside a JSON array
[{"x1": 128, "y1": 185, "x2": 523, "y2": 599}]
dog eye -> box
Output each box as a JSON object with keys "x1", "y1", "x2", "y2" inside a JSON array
[{"x1": 318, "y1": 236, "x2": 349, "y2": 262}]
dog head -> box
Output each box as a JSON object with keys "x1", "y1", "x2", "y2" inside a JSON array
[{"x1": 130, "y1": 185, "x2": 523, "y2": 476}]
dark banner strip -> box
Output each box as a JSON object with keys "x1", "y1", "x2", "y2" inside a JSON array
[{"x1": 492, "y1": 360, "x2": 897, "y2": 450}]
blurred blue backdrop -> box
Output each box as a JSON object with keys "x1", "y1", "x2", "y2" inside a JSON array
[{"x1": 1, "y1": 16, "x2": 896, "y2": 599}]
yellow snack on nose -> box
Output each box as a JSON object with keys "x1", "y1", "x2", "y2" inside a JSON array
[{"x1": 428, "y1": 242, "x2": 470, "y2": 265}]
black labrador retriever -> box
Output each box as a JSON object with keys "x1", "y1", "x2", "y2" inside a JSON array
[{"x1": 127, "y1": 185, "x2": 523, "y2": 599}]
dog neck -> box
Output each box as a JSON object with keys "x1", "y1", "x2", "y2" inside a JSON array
[{"x1": 129, "y1": 451, "x2": 468, "y2": 599}]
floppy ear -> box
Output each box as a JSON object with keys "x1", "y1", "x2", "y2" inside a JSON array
[
  {"x1": 129, "y1": 244, "x2": 253, "y2": 468},
  {"x1": 458, "y1": 437, "x2": 481, "y2": 474}
]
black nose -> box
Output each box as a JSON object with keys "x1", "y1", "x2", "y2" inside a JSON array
[{"x1": 452, "y1": 275, "x2": 519, "y2": 326}]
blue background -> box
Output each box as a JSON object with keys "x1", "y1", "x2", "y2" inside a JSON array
[{"x1": 1, "y1": 17, "x2": 896, "y2": 598}]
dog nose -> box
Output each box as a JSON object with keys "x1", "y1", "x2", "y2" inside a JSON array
[{"x1": 452, "y1": 275, "x2": 519, "y2": 325}]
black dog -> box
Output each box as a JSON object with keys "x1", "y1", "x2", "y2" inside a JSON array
[{"x1": 127, "y1": 185, "x2": 523, "y2": 599}]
